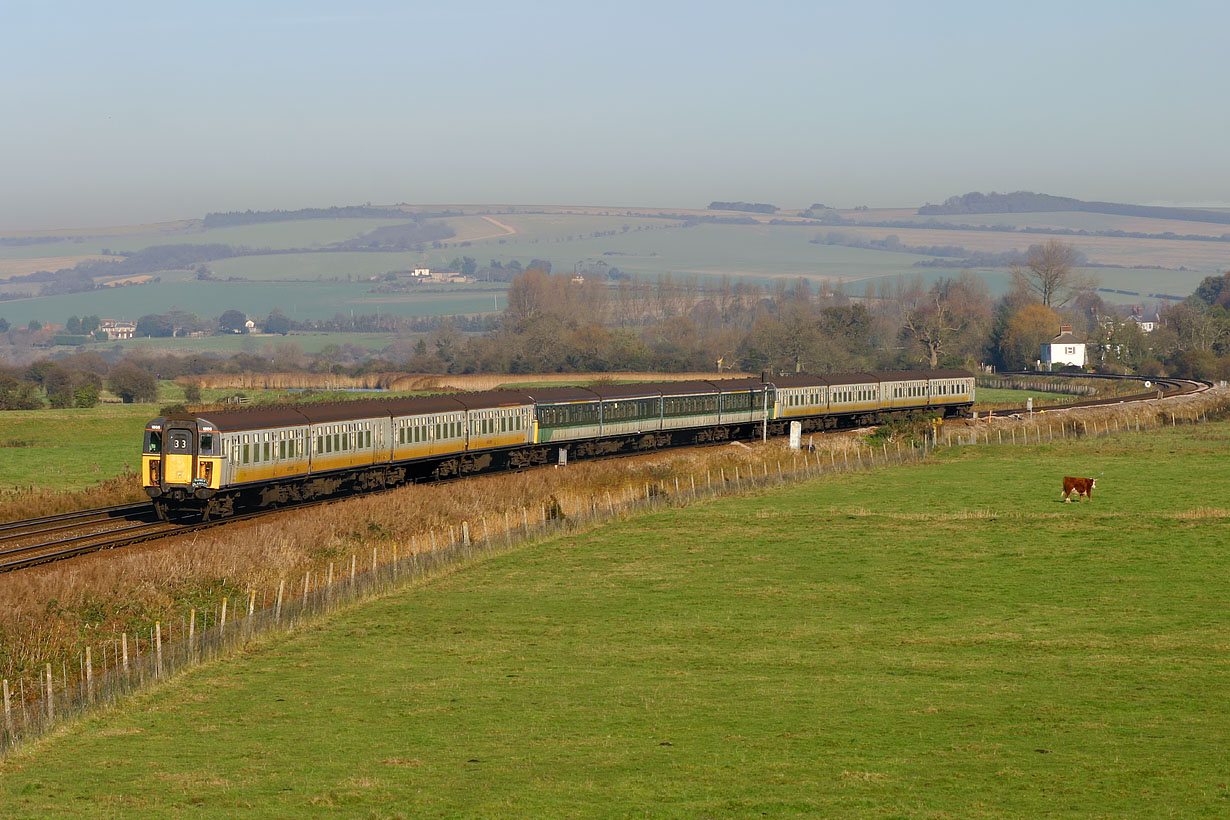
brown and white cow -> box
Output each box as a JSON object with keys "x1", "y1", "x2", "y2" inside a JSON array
[{"x1": 1061, "y1": 476, "x2": 1096, "y2": 502}]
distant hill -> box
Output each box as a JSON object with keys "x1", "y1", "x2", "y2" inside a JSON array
[{"x1": 920, "y1": 191, "x2": 1230, "y2": 225}]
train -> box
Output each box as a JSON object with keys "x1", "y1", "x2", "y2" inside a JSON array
[{"x1": 142, "y1": 370, "x2": 974, "y2": 520}]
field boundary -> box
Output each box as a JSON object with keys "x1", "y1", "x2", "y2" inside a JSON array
[{"x1": 3, "y1": 386, "x2": 1226, "y2": 758}]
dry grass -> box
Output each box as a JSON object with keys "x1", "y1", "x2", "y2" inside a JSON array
[{"x1": 0, "y1": 470, "x2": 145, "y2": 522}]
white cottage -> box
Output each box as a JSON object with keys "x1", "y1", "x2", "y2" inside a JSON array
[{"x1": 1041, "y1": 324, "x2": 1086, "y2": 368}]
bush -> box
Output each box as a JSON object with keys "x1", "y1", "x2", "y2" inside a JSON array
[{"x1": 107, "y1": 363, "x2": 158, "y2": 403}]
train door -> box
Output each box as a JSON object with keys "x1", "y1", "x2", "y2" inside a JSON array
[{"x1": 164, "y1": 427, "x2": 195, "y2": 485}]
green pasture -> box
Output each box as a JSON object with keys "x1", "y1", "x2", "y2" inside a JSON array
[
  {"x1": 3, "y1": 423, "x2": 1228, "y2": 817},
  {"x1": 0, "y1": 403, "x2": 155, "y2": 492},
  {"x1": 0, "y1": 280, "x2": 504, "y2": 328},
  {"x1": 207, "y1": 251, "x2": 423, "y2": 281}
]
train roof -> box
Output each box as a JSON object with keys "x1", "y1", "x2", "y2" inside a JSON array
[
  {"x1": 190, "y1": 406, "x2": 313, "y2": 431},
  {"x1": 522, "y1": 386, "x2": 601, "y2": 403},
  {"x1": 451, "y1": 390, "x2": 535, "y2": 410},
  {"x1": 707, "y1": 377, "x2": 769, "y2": 391},
  {"x1": 772, "y1": 370, "x2": 972, "y2": 388},
  {"x1": 656, "y1": 380, "x2": 719, "y2": 395},
  {"x1": 384, "y1": 395, "x2": 469, "y2": 415},
  {"x1": 161, "y1": 369, "x2": 977, "y2": 432}
]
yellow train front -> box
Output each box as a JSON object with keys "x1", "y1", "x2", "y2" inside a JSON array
[{"x1": 142, "y1": 415, "x2": 224, "y2": 519}]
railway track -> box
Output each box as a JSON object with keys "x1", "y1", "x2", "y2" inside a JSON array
[
  {"x1": 985, "y1": 373, "x2": 1210, "y2": 417},
  {"x1": 0, "y1": 374, "x2": 1213, "y2": 574}
]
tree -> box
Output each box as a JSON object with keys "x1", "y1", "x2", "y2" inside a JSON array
[
  {"x1": 107, "y1": 363, "x2": 158, "y2": 403},
  {"x1": 73, "y1": 382, "x2": 100, "y2": 408},
  {"x1": 136, "y1": 313, "x2": 174, "y2": 337},
  {"x1": 79, "y1": 315, "x2": 100, "y2": 334},
  {"x1": 0, "y1": 317, "x2": 8, "y2": 333},
  {"x1": 65, "y1": 315, "x2": 82, "y2": 334},
  {"x1": 998, "y1": 303, "x2": 1061, "y2": 369},
  {"x1": 902, "y1": 274, "x2": 992, "y2": 368},
  {"x1": 902, "y1": 298, "x2": 964, "y2": 369},
  {"x1": 0, "y1": 373, "x2": 42, "y2": 410},
  {"x1": 218, "y1": 309, "x2": 248, "y2": 333},
  {"x1": 264, "y1": 310, "x2": 292, "y2": 335},
  {"x1": 1010, "y1": 240, "x2": 1095, "y2": 308}
]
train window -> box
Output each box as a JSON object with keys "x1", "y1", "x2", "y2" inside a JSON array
[
  {"x1": 262, "y1": 442, "x2": 269, "y2": 461},
  {"x1": 365, "y1": 430, "x2": 372, "y2": 448},
  {"x1": 147, "y1": 430, "x2": 163, "y2": 453},
  {"x1": 279, "y1": 441, "x2": 286, "y2": 459},
  {"x1": 242, "y1": 444, "x2": 250, "y2": 464}
]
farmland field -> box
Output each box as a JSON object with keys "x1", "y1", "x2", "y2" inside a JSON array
[
  {"x1": 2, "y1": 208, "x2": 1220, "y2": 330},
  {"x1": 0, "y1": 279, "x2": 504, "y2": 327},
  {"x1": 2, "y1": 423, "x2": 1226, "y2": 817}
]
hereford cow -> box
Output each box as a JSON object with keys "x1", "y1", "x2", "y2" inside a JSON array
[{"x1": 1061, "y1": 476, "x2": 1097, "y2": 502}]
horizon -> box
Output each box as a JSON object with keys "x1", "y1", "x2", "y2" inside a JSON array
[{"x1": 3, "y1": 1, "x2": 1228, "y2": 231}]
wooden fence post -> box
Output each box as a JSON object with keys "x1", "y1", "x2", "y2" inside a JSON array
[
  {"x1": 189, "y1": 609, "x2": 196, "y2": 654},
  {"x1": 85, "y1": 647, "x2": 94, "y2": 703},
  {"x1": 45, "y1": 664, "x2": 54, "y2": 720},
  {"x1": 275, "y1": 580, "x2": 284, "y2": 621},
  {"x1": 154, "y1": 622, "x2": 163, "y2": 677},
  {"x1": 220, "y1": 598, "x2": 228, "y2": 635},
  {"x1": 122, "y1": 633, "x2": 129, "y2": 676},
  {"x1": 4, "y1": 679, "x2": 12, "y2": 737}
]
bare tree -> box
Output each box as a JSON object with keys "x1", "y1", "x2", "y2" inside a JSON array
[
  {"x1": 1010, "y1": 240, "x2": 1096, "y2": 308},
  {"x1": 903, "y1": 296, "x2": 964, "y2": 369}
]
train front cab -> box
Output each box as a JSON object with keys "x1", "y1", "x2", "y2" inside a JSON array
[{"x1": 142, "y1": 417, "x2": 223, "y2": 518}]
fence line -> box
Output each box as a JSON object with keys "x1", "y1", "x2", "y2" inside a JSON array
[{"x1": 3, "y1": 388, "x2": 1226, "y2": 757}]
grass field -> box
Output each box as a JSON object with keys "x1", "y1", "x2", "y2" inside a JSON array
[
  {"x1": 0, "y1": 403, "x2": 155, "y2": 491},
  {"x1": 2, "y1": 423, "x2": 1226, "y2": 817}
]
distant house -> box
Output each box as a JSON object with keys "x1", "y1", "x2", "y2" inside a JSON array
[
  {"x1": 1128, "y1": 315, "x2": 1157, "y2": 333},
  {"x1": 98, "y1": 320, "x2": 137, "y2": 340},
  {"x1": 1041, "y1": 324, "x2": 1086, "y2": 368},
  {"x1": 403, "y1": 268, "x2": 468, "y2": 283}
]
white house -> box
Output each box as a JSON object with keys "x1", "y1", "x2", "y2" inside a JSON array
[
  {"x1": 1041, "y1": 324, "x2": 1086, "y2": 368},
  {"x1": 98, "y1": 320, "x2": 137, "y2": 340},
  {"x1": 1128, "y1": 315, "x2": 1157, "y2": 333}
]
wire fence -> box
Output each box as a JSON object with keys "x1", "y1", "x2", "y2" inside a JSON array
[{"x1": 3, "y1": 386, "x2": 1227, "y2": 757}]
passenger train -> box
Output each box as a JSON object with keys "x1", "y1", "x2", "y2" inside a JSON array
[{"x1": 143, "y1": 370, "x2": 974, "y2": 520}]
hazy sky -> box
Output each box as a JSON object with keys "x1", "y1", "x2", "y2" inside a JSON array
[{"x1": 3, "y1": 0, "x2": 1228, "y2": 230}]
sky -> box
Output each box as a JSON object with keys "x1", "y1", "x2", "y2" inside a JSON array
[{"x1": 2, "y1": 0, "x2": 1228, "y2": 230}]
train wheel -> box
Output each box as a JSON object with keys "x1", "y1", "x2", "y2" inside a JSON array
[{"x1": 153, "y1": 501, "x2": 170, "y2": 521}]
